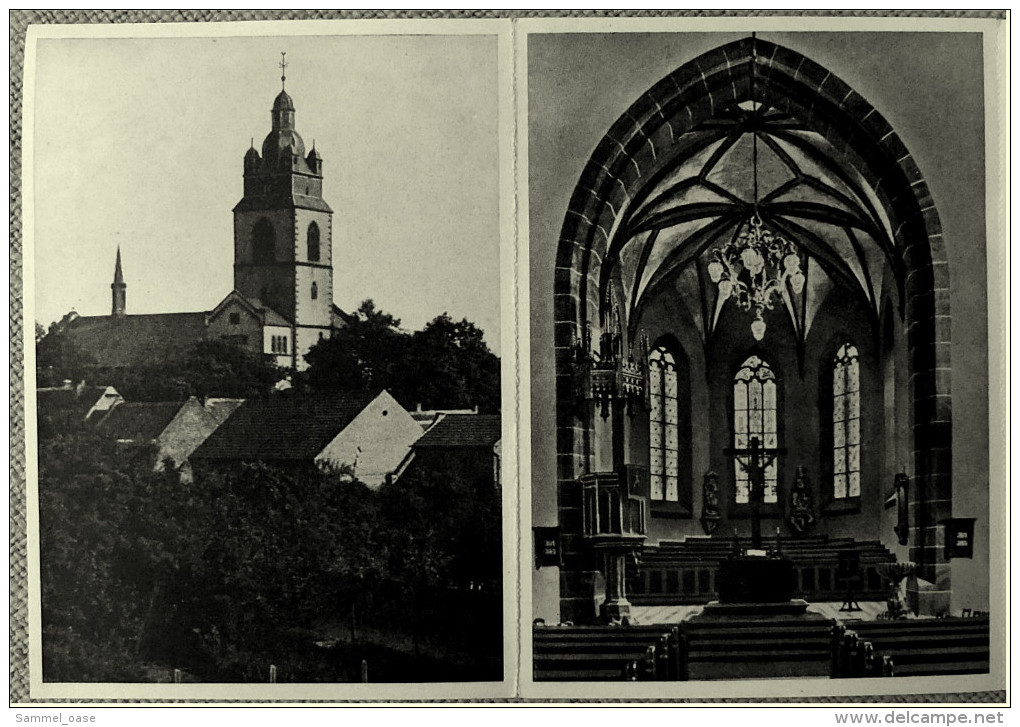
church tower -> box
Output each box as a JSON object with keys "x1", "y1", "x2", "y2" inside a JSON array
[
  {"x1": 111, "y1": 246, "x2": 126, "y2": 317},
  {"x1": 233, "y1": 55, "x2": 334, "y2": 363}
]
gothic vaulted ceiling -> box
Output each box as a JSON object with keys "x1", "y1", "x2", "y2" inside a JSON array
[{"x1": 611, "y1": 100, "x2": 902, "y2": 345}]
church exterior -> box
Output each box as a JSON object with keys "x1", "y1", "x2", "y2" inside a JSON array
[{"x1": 56, "y1": 83, "x2": 349, "y2": 372}]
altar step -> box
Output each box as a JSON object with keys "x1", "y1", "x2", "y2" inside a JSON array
[{"x1": 629, "y1": 536, "x2": 896, "y2": 606}]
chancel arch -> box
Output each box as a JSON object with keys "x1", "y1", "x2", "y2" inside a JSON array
[{"x1": 552, "y1": 36, "x2": 953, "y2": 625}]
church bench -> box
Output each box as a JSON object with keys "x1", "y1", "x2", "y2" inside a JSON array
[
  {"x1": 832, "y1": 617, "x2": 990, "y2": 678},
  {"x1": 533, "y1": 625, "x2": 681, "y2": 681},
  {"x1": 679, "y1": 617, "x2": 833, "y2": 680}
]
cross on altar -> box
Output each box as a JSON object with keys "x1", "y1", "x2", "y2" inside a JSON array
[{"x1": 724, "y1": 436, "x2": 785, "y2": 549}]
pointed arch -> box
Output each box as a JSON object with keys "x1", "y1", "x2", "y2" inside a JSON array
[
  {"x1": 554, "y1": 38, "x2": 952, "y2": 615},
  {"x1": 307, "y1": 221, "x2": 321, "y2": 262}
]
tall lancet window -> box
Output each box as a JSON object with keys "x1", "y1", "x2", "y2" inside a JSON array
[
  {"x1": 648, "y1": 346, "x2": 679, "y2": 502},
  {"x1": 733, "y1": 356, "x2": 778, "y2": 504},
  {"x1": 833, "y1": 342, "x2": 861, "y2": 499}
]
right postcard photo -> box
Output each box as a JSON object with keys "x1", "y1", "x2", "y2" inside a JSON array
[{"x1": 526, "y1": 26, "x2": 1002, "y2": 692}]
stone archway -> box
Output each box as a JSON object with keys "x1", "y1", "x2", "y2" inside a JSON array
[{"x1": 553, "y1": 37, "x2": 951, "y2": 620}]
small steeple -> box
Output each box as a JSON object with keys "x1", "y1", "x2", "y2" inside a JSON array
[
  {"x1": 111, "y1": 246, "x2": 126, "y2": 317},
  {"x1": 272, "y1": 52, "x2": 296, "y2": 132}
]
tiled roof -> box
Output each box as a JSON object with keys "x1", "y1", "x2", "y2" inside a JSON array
[
  {"x1": 62, "y1": 312, "x2": 209, "y2": 368},
  {"x1": 191, "y1": 391, "x2": 378, "y2": 461},
  {"x1": 331, "y1": 303, "x2": 354, "y2": 329},
  {"x1": 97, "y1": 401, "x2": 184, "y2": 440},
  {"x1": 36, "y1": 385, "x2": 113, "y2": 420},
  {"x1": 203, "y1": 398, "x2": 245, "y2": 425},
  {"x1": 414, "y1": 414, "x2": 501, "y2": 448},
  {"x1": 213, "y1": 292, "x2": 291, "y2": 328}
]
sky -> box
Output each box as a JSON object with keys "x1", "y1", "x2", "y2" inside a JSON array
[{"x1": 30, "y1": 33, "x2": 501, "y2": 354}]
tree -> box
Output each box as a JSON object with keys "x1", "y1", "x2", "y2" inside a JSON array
[
  {"x1": 405, "y1": 313, "x2": 500, "y2": 413},
  {"x1": 301, "y1": 300, "x2": 500, "y2": 413},
  {"x1": 35, "y1": 323, "x2": 96, "y2": 388},
  {"x1": 38, "y1": 428, "x2": 178, "y2": 681},
  {"x1": 175, "y1": 338, "x2": 287, "y2": 399},
  {"x1": 301, "y1": 299, "x2": 408, "y2": 396},
  {"x1": 38, "y1": 425, "x2": 387, "y2": 682}
]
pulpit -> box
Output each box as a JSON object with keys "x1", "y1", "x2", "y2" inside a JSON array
[{"x1": 581, "y1": 468, "x2": 647, "y2": 622}]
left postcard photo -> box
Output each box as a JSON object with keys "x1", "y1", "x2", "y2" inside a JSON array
[{"x1": 19, "y1": 21, "x2": 515, "y2": 700}]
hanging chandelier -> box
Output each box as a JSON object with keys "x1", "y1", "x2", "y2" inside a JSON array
[
  {"x1": 705, "y1": 34, "x2": 805, "y2": 342},
  {"x1": 707, "y1": 214, "x2": 805, "y2": 341}
]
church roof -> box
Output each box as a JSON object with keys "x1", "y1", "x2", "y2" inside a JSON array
[
  {"x1": 210, "y1": 291, "x2": 292, "y2": 327},
  {"x1": 191, "y1": 391, "x2": 379, "y2": 462},
  {"x1": 61, "y1": 312, "x2": 209, "y2": 369},
  {"x1": 414, "y1": 414, "x2": 501, "y2": 448},
  {"x1": 96, "y1": 401, "x2": 186, "y2": 441},
  {"x1": 233, "y1": 193, "x2": 332, "y2": 214},
  {"x1": 331, "y1": 303, "x2": 354, "y2": 329}
]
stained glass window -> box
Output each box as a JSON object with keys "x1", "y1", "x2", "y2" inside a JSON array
[
  {"x1": 733, "y1": 355, "x2": 778, "y2": 504},
  {"x1": 649, "y1": 347, "x2": 679, "y2": 502},
  {"x1": 833, "y1": 343, "x2": 861, "y2": 498}
]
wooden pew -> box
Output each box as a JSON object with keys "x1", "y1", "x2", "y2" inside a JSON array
[
  {"x1": 533, "y1": 624, "x2": 681, "y2": 681},
  {"x1": 679, "y1": 617, "x2": 833, "y2": 680},
  {"x1": 833, "y1": 616, "x2": 990, "y2": 678}
]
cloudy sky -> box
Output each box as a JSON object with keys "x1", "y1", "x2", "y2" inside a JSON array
[{"x1": 29, "y1": 32, "x2": 501, "y2": 353}]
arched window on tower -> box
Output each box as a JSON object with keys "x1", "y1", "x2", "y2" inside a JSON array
[
  {"x1": 733, "y1": 355, "x2": 779, "y2": 504},
  {"x1": 307, "y1": 222, "x2": 321, "y2": 262},
  {"x1": 253, "y1": 218, "x2": 275, "y2": 263},
  {"x1": 311, "y1": 281, "x2": 318, "y2": 300},
  {"x1": 648, "y1": 346, "x2": 679, "y2": 503},
  {"x1": 832, "y1": 342, "x2": 861, "y2": 499}
]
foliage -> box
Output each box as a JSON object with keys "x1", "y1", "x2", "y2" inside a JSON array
[
  {"x1": 35, "y1": 322, "x2": 97, "y2": 388},
  {"x1": 301, "y1": 299, "x2": 408, "y2": 396},
  {"x1": 301, "y1": 299, "x2": 500, "y2": 413},
  {"x1": 38, "y1": 429, "x2": 177, "y2": 681},
  {"x1": 38, "y1": 423, "x2": 501, "y2": 682}
]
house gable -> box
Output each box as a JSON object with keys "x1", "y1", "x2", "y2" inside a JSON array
[
  {"x1": 315, "y1": 390, "x2": 423, "y2": 488},
  {"x1": 158, "y1": 397, "x2": 222, "y2": 469}
]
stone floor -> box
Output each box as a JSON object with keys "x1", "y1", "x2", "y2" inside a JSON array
[{"x1": 632, "y1": 600, "x2": 893, "y2": 624}]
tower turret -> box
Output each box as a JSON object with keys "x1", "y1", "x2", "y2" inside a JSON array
[{"x1": 111, "y1": 246, "x2": 126, "y2": 317}]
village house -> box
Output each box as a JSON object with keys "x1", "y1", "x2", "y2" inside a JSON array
[
  {"x1": 395, "y1": 413, "x2": 502, "y2": 492},
  {"x1": 95, "y1": 396, "x2": 223, "y2": 481},
  {"x1": 190, "y1": 390, "x2": 423, "y2": 488}
]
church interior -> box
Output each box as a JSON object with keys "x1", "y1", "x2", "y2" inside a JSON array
[{"x1": 529, "y1": 33, "x2": 995, "y2": 682}]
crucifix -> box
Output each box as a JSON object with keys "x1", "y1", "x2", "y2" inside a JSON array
[{"x1": 724, "y1": 436, "x2": 785, "y2": 550}]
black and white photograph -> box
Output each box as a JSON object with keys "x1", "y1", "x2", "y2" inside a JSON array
[
  {"x1": 9, "y1": 10, "x2": 1009, "y2": 712},
  {"x1": 22, "y1": 25, "x2": 510, "y2": 693},
  {"x1": 526, "y1": 27, "x2": 1004, "y2": 691}
]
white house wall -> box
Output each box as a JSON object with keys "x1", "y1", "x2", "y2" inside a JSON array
[{"x1": 315, "y1": 391, "x2": 424, "y2": 488}]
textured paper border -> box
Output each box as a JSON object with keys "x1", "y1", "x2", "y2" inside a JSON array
[{"x1": 9, "y1": 9, "x2": 1009, "y2": 705}]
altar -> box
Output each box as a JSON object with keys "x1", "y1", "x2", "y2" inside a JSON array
[{"x1": 718, "y1": 555, "x2": 794, "y2": 603}]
